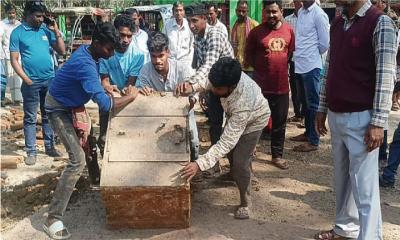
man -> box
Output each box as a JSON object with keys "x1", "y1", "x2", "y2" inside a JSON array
[
  {"x1": 1, "y1": 4, "x2": 22, "y2": 105},
  {"x1": 138, "y1": 32, "x2": 199, "y2": 161},
  {"x1": 285, "y1": 0, "x2": 304, "y2": 122},
  {"x1": 43, "y1": 22, "x2": 139, "y2": 239},
  {"x1": 10, "y1": 1, "x2": 65, "y2": 165},
  {"x1": 206, "y1": 3, "x2": 228, "y2": 37},
  {"x1": 175, "y1": 3, "x2": 234, "y2": 176},
  {"x1": 181, "y1": 57, "x2": 270, "y2": 219},
  {"x1": 380, "y1": 81, "x2": 400, "y2": 188},
  {"x1": 291, "y1": 0, "x2": 329, "y2": 152},
  {"x1": 230, "y1": 0, "x2": 259, "y2": 77},
  {"x1": 315, "y1": 0, "x2": 397, "y2": 239},
  {"x1": 98, "y1": 14, "x2": 145, "y2": 155},
  {"x1": 162, "y1": 1, "x2": 194, "y2": 65},
  {"x1": 125, "y1": 8, "x2": 150, "y2": 63},
  {"x1": 246, "y1": 0, "x2": 294, "y2": 170}
]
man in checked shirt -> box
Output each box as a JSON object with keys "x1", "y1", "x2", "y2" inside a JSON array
[
  {"x1": 175, "y1": 3, "x2": 234, "y2": 177},
  {"x1": 314, "y1": 0, "x2": 397, "y2": 239}
]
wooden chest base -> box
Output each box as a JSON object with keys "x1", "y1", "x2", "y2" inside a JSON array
[{"x1": 101, "y1": 186, "x2": 191, "y2": 229}]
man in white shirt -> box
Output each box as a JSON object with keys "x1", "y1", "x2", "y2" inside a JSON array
[
  {"x1": 206, "y1": 3, "x2": 228, "y2": 37},
  {"x1": 1, "y1": 4, "x2": 22, "y2": 104},
  {"x1": 125, "y1": 8, "x2": 150, "y2": 63},
  {"x1": 162, "y1": 2, "x2": 194, "y2": 65},
  {"x1": 181, "y1": 57, "x2": 270, "y2": 220},
  {"x1": 291, "y1": 0, "x2": 329, "y2": 152}
]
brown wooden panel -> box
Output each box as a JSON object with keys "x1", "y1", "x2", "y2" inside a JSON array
[
  {"x1": 106, "y1": 117, "x2": 189, "y2": 162},
  {"x1": 116, "y1": 93, "x2": 189, "y2": 117},
  {"x1": 101, "y1": 186, "x2": 191, "y2": 229}
]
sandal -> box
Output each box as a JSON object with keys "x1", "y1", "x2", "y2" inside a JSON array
[
  {"x1": 234, "y1": 206, "x2": 250, "y2": 220},
  {"x1": 314, "y1": 229, "x2": 355, "y2": 240},
  {"x1": 293, "y1": 143, "x2": 318, "y2": 152},
  {"x1": 43, "y1": 220, "x2": 71, "y2": 240},
  {"x1": 290, "y1": 133, "x2": 308, "y2": 142},
  {"x1": 271, "y1": 158, "x2": 289, "y2": 170}
]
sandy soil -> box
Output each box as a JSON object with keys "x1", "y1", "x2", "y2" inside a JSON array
[{"x1": 1, "y1": 106, "x2": 399, "y2": 240}]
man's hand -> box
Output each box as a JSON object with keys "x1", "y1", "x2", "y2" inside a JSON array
[
  {"x1": 180, "y1": 162, "x2": 200, "y2": 182},
  {"x1": 139, "y1": 86, "x2": 154, "y2": 96},
  {"x1": 24, "y1": 78, "x2": 33, "y2": 86},
  {"x1": 364, "y1": 125, "x2": 384, "y2": 152},
  {"x1": 189, "y1": 96, "x2": 197, "y2": 110},
  {"x1": 104, "y1": 85, "x2": 120, "y2": 95},
  {"x1": 175, "y1": 82, "x2": 194, "y2": 97},
  {"x1": 125, "y1": 85, "x2": 139, "y2": 99},
  {"x1": 199, "y1": 92, "x2": 207, "y2": 112},
  {"x1": 315, "y1": 112, "x2": 328, "y2": 136}
]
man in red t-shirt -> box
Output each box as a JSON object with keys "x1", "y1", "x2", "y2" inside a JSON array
[{"x1": 245, "y1": 0, "x2": 294, "y2": 170}]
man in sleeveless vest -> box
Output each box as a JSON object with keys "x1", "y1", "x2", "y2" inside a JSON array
[{"x1": 315, "y1": 0, "x2": 397, "y2": 239}]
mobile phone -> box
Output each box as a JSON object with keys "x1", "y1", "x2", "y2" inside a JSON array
[{"x1": 44, "y1": 16, "x2": 55, "y2": 26}]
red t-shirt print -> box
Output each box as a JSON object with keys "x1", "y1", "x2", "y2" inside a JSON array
[{"x1": 245, "y1": 22, "x2": 295, "y2": 95}]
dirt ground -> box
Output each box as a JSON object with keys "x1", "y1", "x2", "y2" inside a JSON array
[{"x1": 1, "y1": 104, "x2": 399, "y2": 240}]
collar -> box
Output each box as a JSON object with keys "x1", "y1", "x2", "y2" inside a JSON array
[
  {"x1": 172, "y1": 18, "x2": 188, "y2": 29},
  {"x1": 22, "y1": 22, "x2": 44, "y2": 31},
  {"x1": 224, "y1": 76, "x2": 243, "y2": 102},
  {"x1": 134, "y1": 28, "x2": 143, "y2": 36},
  {"x1": 197, "y1": 24, "x2": 211, "y2": 41},
  {"x1": 342, "y1": 1, "x2": 371, "y2": 21}
]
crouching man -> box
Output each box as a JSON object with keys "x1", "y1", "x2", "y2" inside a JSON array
[
  {"x1": 180, "y1": 57, "x2": 271, "y2": 219},
  {"x1": 43, "y1": 22, "x2": 139, "y2": 239},
  {"x1": 137, "y1": 32, "x2": 199, "y2": 160}
]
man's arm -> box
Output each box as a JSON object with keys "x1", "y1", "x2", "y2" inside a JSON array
[
  {"x1": 10, "y1": 52, "x2": 32, "y2": 85},
  {"x1": 126, "y1": 76, "x2": 138, "y2": 87},
  {"x1": 47, "y1": 23, "x2": 65, "y2": 56},
  {"x1": 195, "y1": 109, "x2": 251, "y2": 171},
  {"x1": 315, "y1": 11, "x2": 330, "y2": 55},
  {"x1": 244, "y1": 29, "x2": 257, "y2": 69},
  {"x1": 315, "y1": 48, "x2": 330, "y2": 136}
]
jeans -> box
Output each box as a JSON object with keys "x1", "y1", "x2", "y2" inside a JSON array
[
  {"x1": 21, "y1": 81, "x2": 54, "y2": 155},
  {"x1": 382, "y1": 122, "x2": 400, "y2": 184},
  {"x1": 328, "y1": 110, "x2": 382, "y2": 240},
  {"x1": 47, "y1": 109, "x2": 86, "y2": 221},
  {"x1": 289, "y1": 61, "x2": 303, "y2": 118},
  {"x1": 298, "y1": 68, "x2": 321, "y2": 146},
  {"x1": 264, "y1": 93, "x2": 289, "y2": 158}
]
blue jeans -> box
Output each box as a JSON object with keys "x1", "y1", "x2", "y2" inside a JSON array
[
  {"x1": 382, "y1": 122, "x2": 400, "y2": 184},
  {"x1": 21, "y1": 81, "x2": 54, "y2": 155},
  {"x1": 298, "y1": 68, "x2": 321, "y2": 146}
]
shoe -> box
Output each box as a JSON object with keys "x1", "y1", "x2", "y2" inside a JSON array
[
  {"x1": 379, "y1": 176, "x2": 394, "y2": 188},
  {"x1": 45, "y1": 148, "x2": 63, "y2": 157},
  {"x1": 290, "y1": 133, "x2": 308, "y2": 142},
  {"x1": 25, "y1": 155, "x2": 37, "y2": 165}
]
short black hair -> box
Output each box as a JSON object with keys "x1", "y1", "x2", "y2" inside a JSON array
[
  {"x1": 206, "y1": 3, "x2": 218, "y2": 10},
  {"x1": 173, "y1": 1, "x2": 184, "y2": 10},
  {"x1": 147, "y1": 32, "x2": 169, "y2": 53},
  {"x1": 185, "y1": 3, "x2": 207, "y2": 17},
  {"x1": 114, "y1": 14, "x2": 135, "y2": 32},
  {"x1": 262, "y1": 0, "x2": 283, "y2": 8},
  {"x1": 124, "y1": 8, "x2": 139, "y2": 16},
  {"x1": 209, "y1": 57, "x2": 242, "y2": 88},
  {"x1": 5, "y1": 3, "x2": 16, "y2": 13},
  {"x1": 237, "y1": 1, "x2": 248, "y2": 8},
  {"x1": 92, "y1": 22, "x2": 119, "y2": 46},
  {"x1": 24, "y1": 0, "x2": 47, "y2": 15}
]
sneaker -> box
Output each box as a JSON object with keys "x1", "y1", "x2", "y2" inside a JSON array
[
  {"x1": 379, "y1": 176, "x2": 394, "y2": 188},
  {"x1": 45, "y1": 148, "x2": 63, "y2": 157},
  {"x1": 25, "y1": 155, "x2": 37, "y2": 165}
]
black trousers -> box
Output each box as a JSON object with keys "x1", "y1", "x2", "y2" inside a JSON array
[
  {"x1": 264, "y1": 93, "x2": 289, "y2": 159},
  {"x1": 206, "y1": 91, "x2": 224, "y2": 145},
  {"x1": 289, "y1": 61, "x2": 304, "y2": 118}
]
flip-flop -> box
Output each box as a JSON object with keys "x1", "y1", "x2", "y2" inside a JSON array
[
  {"x1": 43, "y1": 220, "x2": 71, "y2": 240},
  {"x1": 234, "y1": 206, "x2": 250, "y2": 220},
  {"x1": 314, "y1": 229, "x2": 355, "y2": 240},
  {"x1": 272, "y1": 159, "x2": 289, "y2": 170}
]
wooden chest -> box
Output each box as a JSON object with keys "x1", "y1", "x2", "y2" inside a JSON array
[{"x1": 100, "y1": 93, "x2": 191, "y2": 229}]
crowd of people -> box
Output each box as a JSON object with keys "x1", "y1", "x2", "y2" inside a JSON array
[{"x1": 1, "y1": 0, "x2": 400, "y2": 239}]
